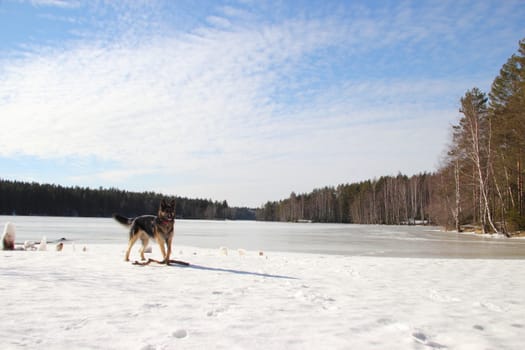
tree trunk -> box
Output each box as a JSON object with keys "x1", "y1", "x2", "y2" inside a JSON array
[{"x1": 454, "y1": 159, "x2": 461, "y2": 232}]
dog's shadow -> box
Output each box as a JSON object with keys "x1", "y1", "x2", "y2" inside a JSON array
[
  {"x1": 182, "y1": 263, "x2": 298, "y2": 280},
  {"x1": 134, "y1": 258, "x2": 297, "y2": 280}
]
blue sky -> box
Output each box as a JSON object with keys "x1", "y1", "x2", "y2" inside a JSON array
[{"x1": 1, "y1": 0, "x2": 524, "y2": 207}]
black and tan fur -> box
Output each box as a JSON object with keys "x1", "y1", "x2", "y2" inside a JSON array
[{"x1": 113, "y1": 199, "x2": 176, "y2": 264}]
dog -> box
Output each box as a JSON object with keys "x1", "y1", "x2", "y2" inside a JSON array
[
  {"x1": 2, "y1": 222, "x2": 16, "y2": 250},
  {"x1": 113, "y1": 199, "x2": 176, "y2": 264}
]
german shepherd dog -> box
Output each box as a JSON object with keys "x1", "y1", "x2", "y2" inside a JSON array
[{"x1": 113, "y1": 199, "x2": 176, "y2": 264}]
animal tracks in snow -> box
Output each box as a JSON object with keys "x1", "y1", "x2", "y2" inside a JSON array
[
  {"x1": 474, "y1": 301, "x2": 506, "y2": 312},
  {"x1": 63, "y1": 318, "x2": 89, "y2": 331},
  {"x1": 293, "y1": 286, "x2": 338, "y2": 311},
  {"x1": 142, "y1": 303, "x2": 168, "y2": 310},
  {"x1": 140, "y1": 328, "x2": 189, "y2": 349},
  {"x1": 412, "y1": 331, "x2": 447, "y2": 349},
  {"x1": 427, "y1": 289, "x2": 461, "y2": 303},
  {"x1": 206, "y1": 305, "x2": 228, "y2": 317},
  {"x1": 172, "y1": 328, "x2": 188, "y2": 339},
  {"x1": 205, "y1": 288, "x2": 243, "y2": 317}
]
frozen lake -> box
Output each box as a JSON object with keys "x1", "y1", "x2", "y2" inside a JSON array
[
  {"x1": 3, "y1": 215, "x2": 525, "y2": 259},
  {"x1": 3, "y1": 216, "x2": 525, "y2": 349}
]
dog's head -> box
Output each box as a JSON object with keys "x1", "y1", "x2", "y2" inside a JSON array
[{"x1": 158, "y1": 199, "x2": 176, "y2": 222}]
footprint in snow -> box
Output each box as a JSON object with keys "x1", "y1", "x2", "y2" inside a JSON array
[
  {"x1": 376, "y1": 318, "x2": 395, "y2": 326},
  {"x1": 140, "y1": 345, "x2": 156, "y2": 350},
  {"x1": 143, "y1": 303, "x2": 167, "y2": 309},
  {"x1": 63, "y1": 318, "x2": 88, "y2": 331},
  {"x1": 475, "y1": 301, "x2": 504, "y2": 312},
  {"x1": 294, "y1": 290, "x2": 337, "y2": 310},
  {"x1": 428, "y1": 289, "x2": 460, "y2": 303},
  {"x1": 206, "y1": 306, "x2": 227, "y2": 317},
  {"x1": 412, "y1": 331, "x2": 447, "y2": 349},
  {"x1": 172, "y1": 329, "x2": 188, "y2": 339}
]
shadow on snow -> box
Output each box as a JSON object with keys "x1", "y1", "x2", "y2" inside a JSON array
[
  {"x1": 132, "y1": 258, "x2": 297, "y2": 280},
  {"x1": 182, "y1": 263, "x2": 298, "y2": 280}
]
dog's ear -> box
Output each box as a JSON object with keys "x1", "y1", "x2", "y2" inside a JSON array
[
  {"x1": 170, "y1": 199, "x2": 176, "y2": 207},
  {"x1": 160, "y1": 199, "x2": 167, "y2": 208}
]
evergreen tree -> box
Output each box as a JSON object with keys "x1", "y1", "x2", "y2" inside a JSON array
[
  {"x1": 489, "y1": 38, "x2": 525, "y2": 230},
  {"x1": 0, "y1": 179, "x2": 255, "y2": 220}
]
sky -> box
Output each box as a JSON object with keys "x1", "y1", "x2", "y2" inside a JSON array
[{"x1": 0, "y1": 0, "x2": 524, "y2": 208}]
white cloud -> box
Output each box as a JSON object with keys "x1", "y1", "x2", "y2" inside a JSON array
[
  {"x1": 206, "y1": 15, "x2": 231, "y2": 28},
  {"x1": 28, "y1": 0, "x2": 80, "y2": 8},
  {"x1": 1, "y1": 1, "x2": 519, "y2": 206}
]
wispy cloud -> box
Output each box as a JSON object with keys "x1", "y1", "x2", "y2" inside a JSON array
[
  {"x1": 0, "y1": 1, "x2": 523, "y2": 206},
  {"x1": 28, "y1": 0, "x2": 80, "y2": 8}
]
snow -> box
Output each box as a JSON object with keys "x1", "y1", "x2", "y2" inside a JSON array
[{"x1": 1, "y1": 243, "x2": 524, "y2": 350}]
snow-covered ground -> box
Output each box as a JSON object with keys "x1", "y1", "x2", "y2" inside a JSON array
[{"x1": 1, "y1": 243, "x2": 524, "y2": 350}]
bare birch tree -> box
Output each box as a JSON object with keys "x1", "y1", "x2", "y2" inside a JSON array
[{"x1": 458, "y1": 88, "x2": 498, "y2": 233}]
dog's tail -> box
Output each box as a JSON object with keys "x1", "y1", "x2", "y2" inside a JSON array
[{"x1": 113, "y1": 214, "x2": 133, "y2": 227}]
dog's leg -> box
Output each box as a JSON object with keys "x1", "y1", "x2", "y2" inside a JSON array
[
  {"x1": 125, "y1": 233, "x2": 141, "y2": 262},
  {"x1": 166, "y1": 235, "x2": 173, "y2": 263},
  {"x1": 140, "y1": 237, "x2": 149, "y2": 261},
  {"x1": 155, "y1": 235, "x2": 168, "y2": 264}
]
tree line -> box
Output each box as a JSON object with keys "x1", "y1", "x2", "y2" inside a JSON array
[
  {"x1": 257, "y1": 38, "x2": 525, "y2": 235},
  {"x1": 434, "y1": 38, "x2": 525, "y2": 235},
  {"x1": 0, "y1": 179, "x2": 255, "y2": 220},
  {"x1": 256, "y1": 173, "x2": 433, "y2": 225}
]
